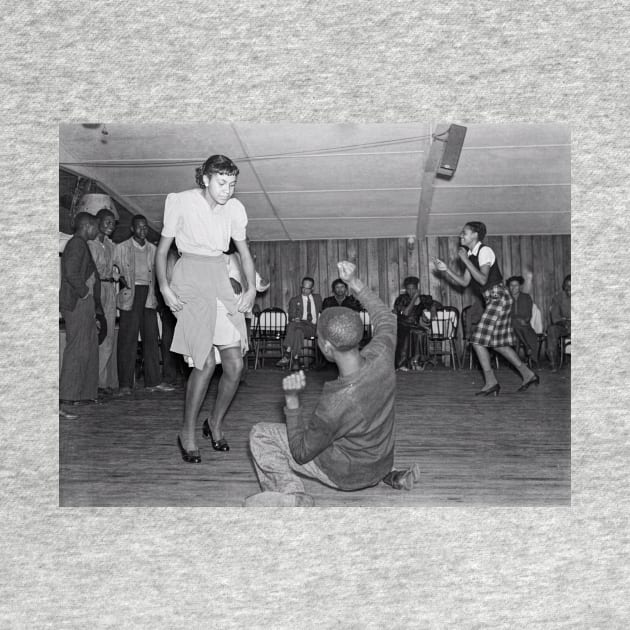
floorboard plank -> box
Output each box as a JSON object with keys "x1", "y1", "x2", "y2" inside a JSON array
[{"x1": 60, "y1": 365, "x2": 570, "y2": 507}]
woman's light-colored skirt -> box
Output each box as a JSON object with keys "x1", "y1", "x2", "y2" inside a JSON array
[{"x1": 169, "y1": 253, "x2": 248, "y2": 369}]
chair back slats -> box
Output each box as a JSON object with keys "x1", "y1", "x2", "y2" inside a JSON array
[
  {"x1": 255, "y1": 308, "x2": 287, "y2": 338},
  {"x1": 429, "y1": 307, "x2": 459, "y2": 341},
  {"x1": 359, "y1": 309, "x2": 372, "y2": 340},
  {"x1": 252, "y1": 307, "x2": 287, "y2": 369},
  {"x1": 427, "y1": 306, "x2": 460, "y2": 370}
]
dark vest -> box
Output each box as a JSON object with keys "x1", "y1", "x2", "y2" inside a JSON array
[{"x1": 468, "y1": 244, "x2": 503, "y2": 291}]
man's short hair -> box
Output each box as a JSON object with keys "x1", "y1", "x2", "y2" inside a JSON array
[
  {"x1": 331, "y1": 278, "x2": 347, "y2": 291},
  {"x1": 131, "y1": 214, "x2": 147, "y2": 228},
  {"x1": 403, "y1": 276, "x2": 419, "y2": 287},
  {"x1": 302, "y1": 276, "x2": 315, "y2": 286},
  {"x1": 317, "y1": 307, "x2": 364, "y2": 352},
  {"x1": 73, "y1": 212, "x2": 95, "y2": 231},
  {"x1": 96, "y1": 208, "x2": 115, "y2": 221}
]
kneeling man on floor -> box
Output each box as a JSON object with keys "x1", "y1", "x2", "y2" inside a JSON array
[{"x1": 245, "y1": 261, "x2": 420, "y2": 507}]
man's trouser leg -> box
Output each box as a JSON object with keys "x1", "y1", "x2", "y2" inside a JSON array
[
  {"x1": 117, "y1": 290, "x2": 144, "y2": 389},
  {"x1": 60, "y1": 296, "x2": 98, "y2": 401},
  {"x1": 249, "y1": 422, "x2": 338, "y2": 494},
  {"x1": 159, "y1": 308, "x2": 179, "y2": 384},
  {"x1": 98, "y1": 282, "x2": 117, "y2": 389},
  {"x1": 140, "y1": 301, "x2": 161, "y2": 388}
]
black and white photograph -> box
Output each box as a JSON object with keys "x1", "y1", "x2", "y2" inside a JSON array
[
  {"x1": 59, "y1": 122, "x2": 571, "y2": 507},
  {"x1": 6, "y1": 0, "x2": 630, "y2": 625}
]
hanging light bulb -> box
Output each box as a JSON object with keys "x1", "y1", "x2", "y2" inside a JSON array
[{"x1": 75, "y1": 193, "x2": 119, "y2": 220}]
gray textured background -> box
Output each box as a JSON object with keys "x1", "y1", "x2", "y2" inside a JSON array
[{"x1": 1, "y1": 1, "x2": 629, "y2": 627}]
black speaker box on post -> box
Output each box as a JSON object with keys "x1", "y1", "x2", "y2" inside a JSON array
[{"x1": 436, "y1": 124, "x2": 467, "y2": 179}]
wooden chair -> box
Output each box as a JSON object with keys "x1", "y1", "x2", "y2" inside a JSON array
[
  {"x1": 427, "y1": 306, "x2": 460, "y2": 370},
  {"x1": 545, "y1": 307, "x2": 571, "y2": 370},
  {"x1": 359, "y1": 309, "x2": 372, "y2": 349},
  {"x1": 252, "y1": 307, "x2": 287, "y2": 369},
  {"x1": 557, "y1": 318, "x2": 571, "y2": 368},
  {"x1": 289, "y1": 335, "x2": 321, "y2": 371}
]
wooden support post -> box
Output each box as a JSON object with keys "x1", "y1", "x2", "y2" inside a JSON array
[{"x1": 416, "y1": 124, "x2": 450, "y2": 244}]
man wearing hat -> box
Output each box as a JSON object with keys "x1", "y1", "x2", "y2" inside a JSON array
[{"x1": 59, "y1": 212, "x2": 104, "y2": 409}]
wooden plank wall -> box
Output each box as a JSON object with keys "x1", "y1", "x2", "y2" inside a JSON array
[{"x1": 250, "y1": 235, "x2": 571, "y2": 324}]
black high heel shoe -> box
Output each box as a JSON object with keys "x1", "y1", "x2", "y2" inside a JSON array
[
  {"x1": 177, "y1": 435, "x2": 201, "y2": 463},
  {"x1": 474, "y1": 383, "x2": 501, "y2": 397},
  {"x1": 517, "y1": 374, "x2": 540, "y2": 392},
  {"x1": 202, "y1": 419, "x2": 230, "y2": 452}
]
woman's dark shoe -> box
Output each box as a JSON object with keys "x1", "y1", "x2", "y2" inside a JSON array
[
  {"x1": 517, "y1": 374, "x2": 540, "y2": 392},
  {"x1": 475, "y1": 383, "x2": 501, "y2": 397},
  {"x1": 202, "y1": 419, "x2": 230, "y2": 452},
  {"x1": 177, "y1": 435, "x2": 201, "y2": 463}
]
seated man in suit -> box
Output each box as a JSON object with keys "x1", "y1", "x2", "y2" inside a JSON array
[
  {"x1": 276, "y1": 276, "x2": 322, "y2": 370},
  {"x1": 322, "y1": 278, "x2": 362, "y2": 312}
]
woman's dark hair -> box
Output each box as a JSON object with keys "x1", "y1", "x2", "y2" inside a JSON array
[
  {"x1": 506, "y1": 275, "x2": 525, "y2": 286},
  {"x1": 562, "y1": 274, "x2": 571, "y2": 290},
  {"x1": 195, "y1": 155, "x2": 239, "y2": 188},
  {"x1": 418, "y1": 294, "x2": 434, "y2": 310},
  {"x1": 465, "y1": 221, "x2": 487, "y2": 242},
  {"x1": 331, "y1": 278, "x2": 348, "y2": 291},
  {"x1": 224, "y1": 238, "x2": 237, "y2": 255}
]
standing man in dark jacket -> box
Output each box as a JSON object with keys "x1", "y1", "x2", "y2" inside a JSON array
[
  {"x1": 59, "y1": 212, "x2": 103, "y2": 407},
  {"x1": 246, "y1": 261, "x2": 420, "y2": 507}
]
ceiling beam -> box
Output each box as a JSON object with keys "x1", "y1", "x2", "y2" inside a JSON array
[
  {"x1": 229, "y1": 123, "x2": 292, "y2": 241},
  {"x1": 60, "y1": 165, "x2": 161, "y2": 231},
  {"x1": 416, "y1": 124, "x2": 449, "y2": 243}
]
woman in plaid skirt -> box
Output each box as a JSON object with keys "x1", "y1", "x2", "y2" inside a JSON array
[{"x1": 432, "y1": 221, "x2": 539, "y2": 396}]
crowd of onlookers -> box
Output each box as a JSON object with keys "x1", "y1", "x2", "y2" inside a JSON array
[
  {"x1": 59, "y1": 206, "x2": 571, "y2": 421},
  {"x1": 59, "y1": 210, "x2": 184, "y2": 418},
  {"x1": 391, "y1": 273, "x2": 571, "y2": 373}
]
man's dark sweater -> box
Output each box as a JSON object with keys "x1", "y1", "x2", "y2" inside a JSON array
[{"x1": 284, "y1": 284, "x2": 397, "y2": 490}]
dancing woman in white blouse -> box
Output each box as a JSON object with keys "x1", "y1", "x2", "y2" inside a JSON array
[{"x1": 156, "y1": 155, "x2": 256, "y2": 463}]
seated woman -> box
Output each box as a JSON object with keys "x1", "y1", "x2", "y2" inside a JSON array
[
  {"x1": 393, "y1": 277, "x2": 431, "y2": 370},
  {"x1": 506, "y1": 275, "x2": 539, "y2": 365}
]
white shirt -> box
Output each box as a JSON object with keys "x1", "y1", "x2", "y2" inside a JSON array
[
  {"x1": 132, "y1": 238, "x2": 150, "y2": 285},
  {"x1": 301, "y1": 295, "x2": 317, "y2": 324},
  {"x1": 226, "y1": 252, "x2": 270, "y2": 292},
  {"x1": 468, "y1": 241, "x2": 495, "y2": 267},
  {"x1": 162, "y1": 189, "x2": 247, "y2": 256}
]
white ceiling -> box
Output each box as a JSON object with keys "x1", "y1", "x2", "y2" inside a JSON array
[{"x1": 59, "y1": 122, "x2": 570, "y2": 241}]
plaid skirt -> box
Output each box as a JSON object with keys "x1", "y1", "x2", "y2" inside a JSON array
[{"x1": 471, "y1": 283, "x2": 515, "y2": 348}]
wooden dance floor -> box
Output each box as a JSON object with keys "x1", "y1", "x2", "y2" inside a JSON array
[{"x1": 59, "y1": 365, "x2": 570, "y2": 507}]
